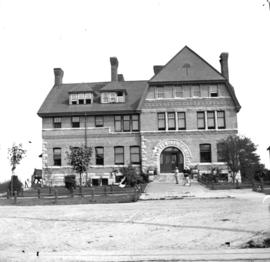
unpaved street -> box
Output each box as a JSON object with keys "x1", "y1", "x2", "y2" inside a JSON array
[{"x1": 0, "y1": 196, "x2": 269, "y2": 260}]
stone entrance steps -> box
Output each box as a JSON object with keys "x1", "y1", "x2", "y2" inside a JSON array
[{"x1": 154, "y1": 173, "x2": 179, "y2": 183}]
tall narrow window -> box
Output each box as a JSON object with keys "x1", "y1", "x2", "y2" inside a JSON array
[
  {"x1": 156, "y1": 87, "x2": 165, "y2": 98},
  {"x1": 207, "y1": 111, "x2": 215, "y2": 129},
  {"x1": 217, "y1": 111, "x2": 226, "y2": 129},
  {"x1": 95, "y1": 116, "x2": 104, "y2": 127},
  {"x1": 175, "y1": 86, "x2": 183, "y2": 98},
  {"x1": 72, "y1": 116, "x2": 80, "y2": 128},
  {"x1": 132, "y1": 115, "x2": 139, "y2": 131},
  {"x1": 168, "y1": 112, "x2": 176, "y2": 130},
  {"x1": 177, "y1": 112, "x2": 186, "y2": 130},
  {"x1": 95, "y1": 147, "x2": 104, "y2": 165},
  {"x1": 197, "y1": 112, "x2": 205, "y2": 129},
  {"x1": 157, "y1": 112, "x2": 166, "y2": 130},
  {"x1": 217, "y1": 143, "x2": 226, "y2": 162},
  {"x1": 53, "y1": 148, "x2": 61, "y2": 166},
  {"x1": 53, "y1": 117, "x2": 62, "y2": 128},
  {"x1": 114, "y1": 116, "x2": 122, "y2": 132},
  {"x1": 123, "y1": 115, "x2": 130, "y2": 132},
  {"x1": 200, "y1": 144, "x2": 211, "y2": 163},
  {"x1": 130, "y1": 146, "x2": 140, "y2": 164},
  {"x1": 193, "y1": 85, "x2": 201, "y2": 97},
  {"x1": 114, "y1": 146, "x2": 124, "y2": 165}
]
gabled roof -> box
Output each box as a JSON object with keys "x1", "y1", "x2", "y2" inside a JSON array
[
  {"x1": 99, "y1": 81, "x2": 127, "y2": 93},
  {"x1": 37, "y1": 81, "x2": 148, "y2": 117},
  {"x1": 150, "y1": 46, "x2": 225, "y2": 83}
]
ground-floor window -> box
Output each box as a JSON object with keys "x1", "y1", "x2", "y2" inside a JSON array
[
  {"x1": 200, "y1": 144, "x2": 211, "y2": 163},
  {"x1": 217, "y1": 142, "x2": 226, "y2": 162},
  {"x1": 53, "y1": 148, "x2": 62, "y2": 166},
  {"x1": 130, "y1": 146, "x2": 140, "y2": 164},
  {"x1": 95, "y1": 147, "x2": 104, "y2": 165},
  {"x1": 114, "y1": 146, "x2": 124, "y2": 165}
]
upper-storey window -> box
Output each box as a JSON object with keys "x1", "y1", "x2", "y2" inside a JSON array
[
  {"x1": 69, "y1": 92, "x2": 93, "y2": 105},
  {"x1": 217, "y1": 111, "x2": 226, "y2": 129},
  {"x1": 168, "y1": 112, "x2": 176, "y2": 130},
  {"x1": 193, "y1": 85, "x2": 201, "y2": 97},
  {"x1": 156, "y1": 87, "x2": 165, "y2": 99},
  {"x1": 95, "y1": 116, "x2": 104, "y2": 127},
  {"x1": 101, "y1": 92, "x2": 125, "y2": 103},
  {"x1": 72, "y1": 116, "x2": 80, "y2": 128},
  {"x1": 53, "y1": 117, "x2": 61, "y2": 128},
  {"x1": 157, "y1": 112, "x2": 166, "y2": 130},
  {"x1": 197, "y1": 112, "x2": 205, "y2": 129},
  {"x1": 175, "y1": 86, "x2": 183, "y2": 98},
  {"x1": 207, "y1": 111, "x2": 215, "y2": 129},
  {"x1": 114, "y1": 114, "x2": 139, "y2": 132},
  {"x1": 209, "y1": 85, "x2": 218, "y2": 97},
  {"x1": 177, "y1": 112, "x2": 186, "y2": 130}
]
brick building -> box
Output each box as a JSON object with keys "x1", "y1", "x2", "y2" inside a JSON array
[{"x1": 38, "y1": 46, "x2": 241, "y2": 186}]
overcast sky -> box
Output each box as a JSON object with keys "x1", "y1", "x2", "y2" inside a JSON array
[{"x1": 0, "y1": 0, "x2": 269, "y2": 182}]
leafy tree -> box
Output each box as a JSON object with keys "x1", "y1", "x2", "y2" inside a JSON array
[
  {"x1": 8, "y1": 143, "x2": 26, "y2": 194},
  {"x1": 219, "y1": 135, "x2": 262, "y2": 184},
  {"x1": 66, "y1": 146, "x2": 92, "y2": 191},
  {"x1": 120, "y1": 165, "x2": 143, "y2": 187}
]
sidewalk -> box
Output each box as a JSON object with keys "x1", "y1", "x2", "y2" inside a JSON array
[
  {"x1": 2, "y1": 248, "x2": 270, "y2": 261},
  {"x1": 140, "y1": 180, "x2": 264, "y2": 200}
]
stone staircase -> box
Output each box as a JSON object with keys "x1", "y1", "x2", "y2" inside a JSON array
[{"x1": 153, "y1": 173, "x2": 179, "y2": 183}]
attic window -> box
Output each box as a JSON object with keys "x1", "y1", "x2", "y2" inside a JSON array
[
  {"x1": 69, "y1": 92, "x2": 93, "y2": 105},
  {"x1": 101, "y1": 92, "x2": 125, "y2": 103},
  {"x1": 210, "y1": 85, "x2": 218, "y2": 97},
  {"x1": 183, "y1": 63, "x2": 191, "y2": 76}
]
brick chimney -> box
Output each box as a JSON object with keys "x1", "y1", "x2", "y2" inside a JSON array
[
  {"x1": 219, "y1": 53, "x2": 229, "y2": 80},
  {"x1": 110, "y1": 57, "x2": 118, "y2": 81},
  {"x1": 117, "y1": 74, "x2": 124, "y2": 81},
  {"x1": 54, "y1": 68, "x2": 64, "y2": 86},
  {"x1": 153, "y1": 65, "x2": 163, "y2": 75}
]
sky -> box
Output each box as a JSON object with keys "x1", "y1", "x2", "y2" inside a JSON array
[{"x1": 0, "y1": 0, "x2": 269, "y2": 182}]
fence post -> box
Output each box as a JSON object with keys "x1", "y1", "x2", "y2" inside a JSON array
[
  {"x1": 104, "y1": 186, "x2": 107, "y2": 197},
  {"x1": 14, "y1": 191, "x2": 17, "y2": 204},
  {"x1": 91, "y1": 188, "x2": 95, "y2": 201},
  {"x1": 7, "y1": 189, "x2": 10, "y2": 199},
  {"x1": 110, "y1": 185, "x2": 113, "y2": 193},
  {"x1": 54, "y1": 188, "x2": 58, "y2": 203},
  {"x1": 37, "y1": 188, "x2": 41, "y2": 199}
]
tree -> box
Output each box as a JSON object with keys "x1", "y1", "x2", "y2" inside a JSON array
[
  {"x1": 219, "y1": 135, "x2": 262, "y2": 184},
  {"x1": 8, "y1": 143, "x2": 26, "y2": 194},
  {"x1": 66, "y1": 146, "x2": 92, "y2": 191}
]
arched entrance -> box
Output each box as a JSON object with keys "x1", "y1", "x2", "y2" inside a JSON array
[{"x1": 160, "y1": 147, "x2": 184, "y2": 173}]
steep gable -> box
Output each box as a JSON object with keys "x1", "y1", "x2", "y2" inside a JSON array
[{"x1": 150, "y1": 46, "x2": 225, "y2": 83}]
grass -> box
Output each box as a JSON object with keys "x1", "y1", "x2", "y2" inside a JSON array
[{"x1": 0, "y1": 183, "x2": 148, "y2": 205}]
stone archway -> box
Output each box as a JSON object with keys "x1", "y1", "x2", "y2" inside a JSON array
[
  {"x1": 160, "y1": 147, "x2": 184, "y2": 173},
  {"x1": 152, "y1": 139, "x2": 192, "y2": 174}
]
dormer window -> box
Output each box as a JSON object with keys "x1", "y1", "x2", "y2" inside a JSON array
[
  {"x1": 69, "y1": 92, "x2": 93, "y2": 105},
  {"x1": 101, "y1": 92, "x2": 125, "y2": 103}
]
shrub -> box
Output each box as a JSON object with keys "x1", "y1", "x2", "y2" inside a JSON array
[
  {"x1": 64, "y1": 175, "x2": 76, "y2": 192},
  {"x1": 8, "y1": 175, "x2": 23, "y2": 194},
  {"x1": 120, "y1": 165, "x2": 143, "y2": 187}
]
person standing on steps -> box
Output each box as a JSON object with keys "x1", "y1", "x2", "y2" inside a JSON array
[{"x1": 174, "y1": 167, "x2": 179, "y2": 184}]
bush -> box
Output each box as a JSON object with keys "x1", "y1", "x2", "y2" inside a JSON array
[
  {"x1": 8, "y1": 175, "x2": 23, "y2": 194},
  {"x1": 120, "y1": 165, "x2": 143, "y2": 187},
  {"x1": 64, "y1": 175, "x2": 76, "y2": 192}
]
